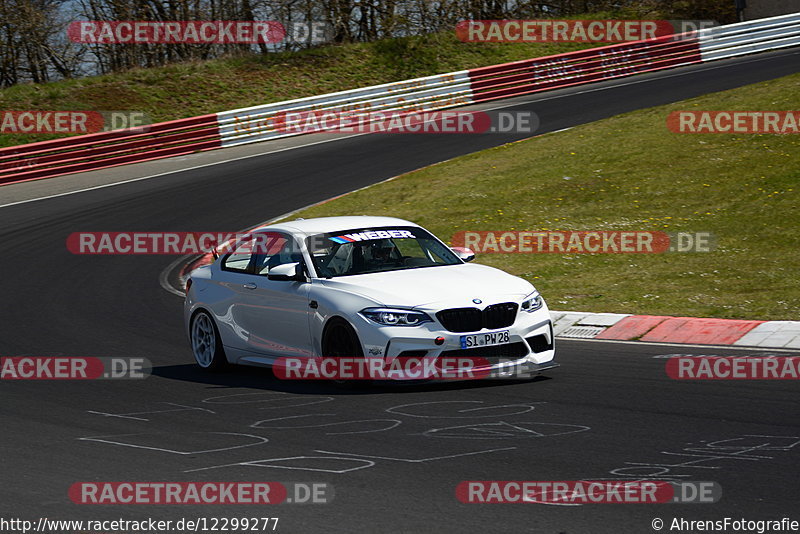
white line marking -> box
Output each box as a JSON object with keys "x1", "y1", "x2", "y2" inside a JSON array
[
  {"x1": 0, "y1": 134, "x2": 366, "y2": 210},
  {"x1": 159, "y1": 253, "x2": 195, "y2": 297}
]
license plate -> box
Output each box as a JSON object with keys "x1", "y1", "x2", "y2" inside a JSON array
[{"x1": 460, "y1": 330, "x2": 510, "y2": 349}]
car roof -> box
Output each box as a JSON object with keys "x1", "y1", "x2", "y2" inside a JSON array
[{"x1": 255, "y1": 216, "x2": 422, "y2": 237}]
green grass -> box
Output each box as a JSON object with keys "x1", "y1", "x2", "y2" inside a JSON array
[
  {"x1": 0, "y1": 31, "x2": 607, "y2": 148},
  {"x1": 279, "y1": 73, "x2": 800, "y2": 320}
]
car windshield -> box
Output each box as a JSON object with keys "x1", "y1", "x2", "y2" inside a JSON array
[{"x1": 306, "y1": 226, "x2": 461, "y2": 277}]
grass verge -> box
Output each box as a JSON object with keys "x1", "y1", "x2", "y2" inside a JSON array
[{"x1": 279, "y1": 73, "x2": 800, "y2": 320}]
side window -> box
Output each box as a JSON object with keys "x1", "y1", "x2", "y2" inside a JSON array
[
  {"x1": 221, "y1": 232, "x2": 303, "y2": 275},
  {"x1": 395, "y1": 237, "x2": 449, "y2": 264},
  {"x1": 221, "y1": 236, "x2": 255, "y2": 273},
  {"x1": 250, "y1": 233, "x2": 302, "y2": 276},
  {"x1": 422, "y1": 238, "x2": 453, "y2": 263},
  {"x1": 395, "y1": 237, "x2": 422, "y2": 257}
]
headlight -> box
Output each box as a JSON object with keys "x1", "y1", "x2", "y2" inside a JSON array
[
  {"x1": 360, "y1": 308, "x2": 432, "y2": 326},
  {"x1": 520, "y1": 291, "x2": 543, "y2": 312}
]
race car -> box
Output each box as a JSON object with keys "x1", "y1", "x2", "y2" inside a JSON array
[{"x1": 184, "y1": 216, "x2": 556, "y2": 380}]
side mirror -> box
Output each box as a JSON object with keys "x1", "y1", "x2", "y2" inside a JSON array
[
  {"x1": 267, "y1": 262, "x2": 305, "y2": 282},
  {"x1": 451, "y1": 247, "x2": 475, "y2": 262}
]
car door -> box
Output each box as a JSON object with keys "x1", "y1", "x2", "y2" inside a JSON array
[
  {"x1": 236, "y1": 231, "x2": 313, "y2": 359},
  {"x1": 212, "y1": 235, "x2": 262, "y2": 352}
]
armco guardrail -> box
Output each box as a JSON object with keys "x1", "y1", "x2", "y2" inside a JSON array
[
  {"x1": 698, "y1": 11, "x2": 800, "y2": 61},
  {"x1": 216, "y1": 71, "x2": 474, "y2": 147},
  {"x1": 0, "y1": 115, "x2": 220, "y2": 184},
  {"x1": 1, "y1": 12, "x2": 798, "y2": 186}
]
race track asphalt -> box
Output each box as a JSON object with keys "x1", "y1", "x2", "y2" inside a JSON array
[{"x1": 1, "y1": 48, "x2": 799, "y2": 533}]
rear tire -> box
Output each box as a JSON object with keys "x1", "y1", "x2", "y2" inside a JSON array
[{"x1": 190, "y1": 310, "x2": 228, "y2": 371}]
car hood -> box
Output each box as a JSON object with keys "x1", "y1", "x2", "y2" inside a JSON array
[{"x1": 317, "y1": 263, "x2": 535, "y2": 309}]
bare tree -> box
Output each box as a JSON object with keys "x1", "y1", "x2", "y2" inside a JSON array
[{"x1": 0, "y1": 0, "x2": 739, "y2": 87}]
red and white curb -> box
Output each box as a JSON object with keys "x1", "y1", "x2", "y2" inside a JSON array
[
  {"x1": 551, "y1": 311, "x2": 800, "y2": 349},
  {"x1": 174, "y1": 252, "x2": 800, "y2": 350},
  {"x1": 173, "y1": 257, "x2": 800, "y2": 349}
]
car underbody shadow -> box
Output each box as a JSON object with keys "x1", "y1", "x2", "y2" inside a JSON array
[{"x1": 151, "y1": 363, "x2": 553, "y2": 395}]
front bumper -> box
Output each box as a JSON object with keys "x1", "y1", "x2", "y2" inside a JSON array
[{"x1": 352, "y1": 305, "x2": 556, "y2": 380}]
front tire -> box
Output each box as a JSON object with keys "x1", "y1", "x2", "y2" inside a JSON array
[
  {"x1": 322, "y1": 319, "x2": 364, "y2": 359},
  {"x1": 322, "y1": 318, "x2": 366, "y2": 386},
  {"x1": 191, "y1": 310, "x2": 227, "y2": 371}
]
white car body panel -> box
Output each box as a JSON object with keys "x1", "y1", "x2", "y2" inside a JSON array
[
  {"x1": 185, "y1": 216, "x2": 556, "y2": 378},
  {"x1": 316, "y1": 262, "x2": 531, "y2": 308}
]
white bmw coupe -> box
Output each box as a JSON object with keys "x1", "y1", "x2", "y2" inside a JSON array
[{"x1": 184, "y1": 216, "x2": 556, "y2": 379}]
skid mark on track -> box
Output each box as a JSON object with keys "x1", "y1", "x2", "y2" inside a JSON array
[
  {"x1": 78, "y1": 395, "x2": 592, "y2": 476},
  {"x1": 77, "y1": 432, "x2": 269, "y2": 455},
  {"x1": 87, "y1": 402, "x2": 215, "y2": 421},
  {"x1": 251, "y1": 414, "x2": 402, "y2": 435},
  {"x1": 314, "y1": 447, "x2": 518, "y2": 463},
  {"x1": 184, "y1": 456, "x2": 375, "y2": 474},
  {"x1": 386, "y1": 400, "x2": 539, "y2": 418},
  {"x1": 421, "y1": 421, "x2": 591, "y2": 439}
]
